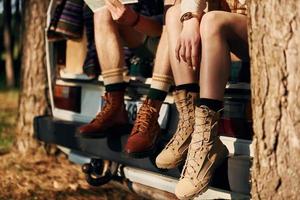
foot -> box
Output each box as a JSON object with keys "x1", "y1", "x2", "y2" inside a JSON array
[
  {"x1": 156, "y1": 90, "x2": 197, "y2": 169},
  {"x1": 77, "y1": 91, "x2": 128, "y2": 138},
  {"x1": 125, "y1": 99, "x2": 161, "y2": 158},
  {"x1": 175, "y1": 106, "x2": 229, "y2": 199}
]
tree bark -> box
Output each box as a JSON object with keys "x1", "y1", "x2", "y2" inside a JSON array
[
  {"x1": 16, "y1": 0, "x2": 51, "y2": 154},
  {"x1": 3, "y1": 0, "x2": 15, "y2": 88},
  {"x1": 249, "y1": 0, "x2": 300, "y2": 199}
]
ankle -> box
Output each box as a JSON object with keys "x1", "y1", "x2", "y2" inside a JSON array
[
  {"x1": 196, "y1": 98, "x2": 223, "y2": 112},
  {"x1": 148, "y1": 99, "x2": 163, "y2": 110}
]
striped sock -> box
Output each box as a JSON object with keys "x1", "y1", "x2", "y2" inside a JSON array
[
  {"x1": 148, "y1": 73, "x2": 173, "y2": 101},
  {"x1": 102, "y1": 68, "x2": 127, "y2": 92}
]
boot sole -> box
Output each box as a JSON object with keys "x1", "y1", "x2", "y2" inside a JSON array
[
  {"x1": 75, "y1": 131, "x2": 106, "y2": 139},
  {"x1": 156, "y1": 159, "x2": 184, "y2": 169},
  {"x1": 126, "y1": 146, "x2": 157, "y2": 159},
  {"x1": 177, "y1": 145, "x2": 229, "y2": 200}
]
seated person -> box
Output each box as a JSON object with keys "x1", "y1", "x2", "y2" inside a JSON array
[
  {"x1": 78, "y1": 0, "x2": 174, "y2": 158},
  {"x1": 155, "y1": 0, "x2": 249, "y2": 199}
]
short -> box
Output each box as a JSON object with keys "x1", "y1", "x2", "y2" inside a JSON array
[
  {"x1": 131, "y1": 36, "x2": 160, "y2": 59},
  {"x1": 212, "y1": 0, "x2": 248, "y2": 15},
  {"x1": 164, "y1": 0, "x2": 247, "y2": 15},
  {"x1": 225, "y1": 0, "x2": 247, "y2": 15}
]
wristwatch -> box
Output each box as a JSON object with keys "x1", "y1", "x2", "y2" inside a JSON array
[{"x1": 180, "y1": 12, "x2": 200, "y2": 23}]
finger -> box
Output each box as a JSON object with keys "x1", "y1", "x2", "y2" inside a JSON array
[
  {"x1": 175, "y1": 41, "x2": 181, "y2": 61},
  {"x1": 106, "y1": 0, "x2": 119, "y2": 7},
  {"x1": 113, "y1": 0, "x2": 123, "y2": 6},
  {"x1": 179, "y1": 42, "x2": 186, "y2": 63},
  {"x1": 105, "y1": 0, "x2": 116, "y2": 11},
  {"x1": 185, "y1": 42, "x2": 192, "y2": 67},
  {"x1": 105, "y1": 3, "x2": 117, "y2": 18},
  {"x1": 191, "y1": 42, "x2": 200, "y2": 69}
]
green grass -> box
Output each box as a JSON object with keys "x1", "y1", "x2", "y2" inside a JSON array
[{"x1": 0, "y1": 89, "x2": 19, "y2": 154}]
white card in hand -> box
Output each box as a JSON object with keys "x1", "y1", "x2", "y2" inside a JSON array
[{"x1": 84, "y1": 0, "x2": 139, "y2": 13}]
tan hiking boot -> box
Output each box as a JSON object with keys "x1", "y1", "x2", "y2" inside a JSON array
[
  {"x1": 125, "y1": 99, "x2": 161, "y2": 158},
  {"x1": 175, "y1": 105, "x2": 229, "y2": 200},
  {"x1": 77, "y1": 91, "x2": 128, "y2": 138},
  {"x1": 156, "y1": 90, "x2": 197, "y2": 169}
]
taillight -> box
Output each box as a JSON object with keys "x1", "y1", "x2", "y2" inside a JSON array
[
  {"x1": 219, "y1": 95, "x2": 253, "y2": 140},
  {"x1": 218, "y1": 118, "x2": 253, "y2": 140},
  {"x1": 54, "y1": 84, "x2": 81, "y2": 113}
]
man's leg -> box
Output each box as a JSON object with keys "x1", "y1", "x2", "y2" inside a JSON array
[
  {"x1": 175, "y1": 11, "x2": 248, "y2": 199},
  {"x1": 94, "y1": 7, "x2": 146, "y2": 90},
  {"x1": 78, "y1": 7, "x2": 146, "y2": 137},
  {"x1": 155, "y1": 3, "x2": 199, "y2": 169},
  {"x1": 125, "y1": 25, "x2": 174, "y2": 158}
]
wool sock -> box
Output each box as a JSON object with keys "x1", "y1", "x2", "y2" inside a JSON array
[
  {"x1": 148, "y1": 73, "x2": 173, "y2": 101},
  {"x1": 102, "y1": 68, "x2": 127, "y2": 92}
]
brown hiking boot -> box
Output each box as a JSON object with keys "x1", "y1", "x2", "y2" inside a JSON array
[
  {"x1": 156, "y1": 90, "x2": 197, "y2": 169},
  {"x1": 77, "y1": 91, "x2": 128, "y2": 138},
  {"x1": 175, "y1": 105, "x2": 229, "y2": 200},
  {"x1": 125, "y1": 99, "x2": 161, "y2": 158}
]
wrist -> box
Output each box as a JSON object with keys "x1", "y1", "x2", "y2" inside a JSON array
[
  {"x1": 180, "y1": 12, "x2": 200, "y2": 23},
  {"x1": 182, "y1": 18, "x2": 200, "y2": 31},
  {"x1": 182, "y1": 17, "x2": 200, "y2": 26}
]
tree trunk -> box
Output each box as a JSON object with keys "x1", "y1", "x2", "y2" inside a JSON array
[
  {"x1": 3, "y1": 0, "x2": 15, "y2": 88},
  {"x1": 249, "y1": 0, "x2": 300, "y2": 199},
  {"x1": 16, "y1": 0, "x2": 51, "y2": 154}
]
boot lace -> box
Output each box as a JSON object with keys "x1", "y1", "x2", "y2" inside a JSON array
[
  {"x1": 131, "y1": 104, "x2": 157, "y2": 135},
  {"x1": 92, "y1": 94, "x2": 118, "y2": 124},
  {"x1": 166, "y1": 97, "x2": 194, "y2": 150},
  {"x1": 181, "y1": 106, "x2": 212, "y2": 181}
]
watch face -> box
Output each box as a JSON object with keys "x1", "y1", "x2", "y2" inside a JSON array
[
  {"x1": 180, "y1": 12, "x2": 200, "y2": 22},
  {"x1": 183, "y1": 12, "x2": 193, "y2": 21}
]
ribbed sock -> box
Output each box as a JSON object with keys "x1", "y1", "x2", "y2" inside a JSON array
[
  {"x1": 197, "y1": 98, "x2": 223, "y2": 112},
  {"x1": 176, "y1": 83, "x2": 199, "y2": 93},
  {"x1": 102, "y1": 68, "x2": 126, "y2": 92},
  {"x1": 148, "y1": 73, "x2": 173, "y2": 101}
]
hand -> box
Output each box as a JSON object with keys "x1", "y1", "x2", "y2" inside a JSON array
[
  {"x1": 175, "y1": 18, "x2": 201, "y2": 69},
  {"x1": 105, "y1": 0, "x2": 138, "y2": 26}
]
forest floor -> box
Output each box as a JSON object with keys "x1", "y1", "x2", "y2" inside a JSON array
[{"x1": 0, "y1": 89, "x2": 146, "y2": 200}]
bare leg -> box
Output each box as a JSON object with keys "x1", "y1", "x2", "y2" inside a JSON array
[
  {"x1": 152, "y1": 26, "x2": 172, "y2": 80},
  {"x1": 199, "y1": 11, "x2": 248, "y2": 100},
  {"x1": 94, "y1": 8, "x2": 146, "y2": 72},
  {"x1": 165, "y1": 4, "x2": 199, "y2": 86},
  {"x1": 149, "y1": 25, "x2": 172, "y2": 110}
]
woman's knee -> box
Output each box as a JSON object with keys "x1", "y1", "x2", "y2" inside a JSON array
[
  {"x1": 200, "y1": 11, "x2": 227, "y2": 39},
  {"x1": 165, "y1": 5, "x2": 180, "y2": 31}
]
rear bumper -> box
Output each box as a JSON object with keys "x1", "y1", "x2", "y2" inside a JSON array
[
  {"x1": 34, "y1": 115, "x2": 251, "y2": 194},
  {"x1": 34, "y1": 115, "x2": 181, "y2": 177}
]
